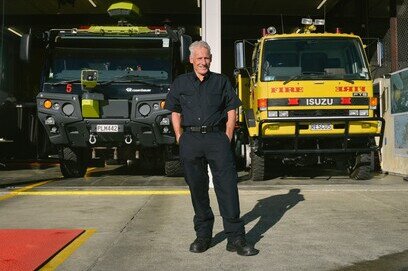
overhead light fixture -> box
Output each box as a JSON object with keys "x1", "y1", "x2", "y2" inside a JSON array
[
  {"x1": 7, "y1": 28, "x2": 23, "y2": 37},
  {"x1": 317, "y1": 0, "x2": 327, "y2": 10},
  {"x1": 88, "y1": 0, "x2": 97, "y2": 7}
]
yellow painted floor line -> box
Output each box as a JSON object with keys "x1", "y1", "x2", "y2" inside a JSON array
[
  {"x1": 39, "y1": 229, "x2": 96, "y2": 271},
  {"x1": 11, "y1": 190, "x2": 190, "y2": 196},
  {"x1": 0, "y1": 181, "x2": 52, "y2": 201}
]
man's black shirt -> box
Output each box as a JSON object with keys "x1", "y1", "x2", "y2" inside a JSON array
[{"x1": 165, "y1": 71, "x2": 241, "y2": 127}]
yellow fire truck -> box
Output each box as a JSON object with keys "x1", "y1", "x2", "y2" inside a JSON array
[{"x1": 234, "y1": 19, "x2": 384, "y2": 181}]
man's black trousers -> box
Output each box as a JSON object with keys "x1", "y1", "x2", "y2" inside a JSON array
[{"x1": 179, "y1": 131, "x2": 245, "y2": 241}]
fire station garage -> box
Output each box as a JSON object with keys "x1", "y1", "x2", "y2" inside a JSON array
[
  {"x1": 1, "y1": 0, "x2": 408, "y2": 270},
  {"x1": 2, "y1": 0, "x2": 408, "y2": 175}
]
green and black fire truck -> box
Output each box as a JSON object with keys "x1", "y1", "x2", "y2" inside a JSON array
[{"x1": 21, "y1": 2, "x2": 191, "y2": 177}]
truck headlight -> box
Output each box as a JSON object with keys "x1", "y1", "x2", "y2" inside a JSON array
[
  {"x1": 349, "y1": 110, "x2": 359, "y2": 116},
  {"x1": 45, "y1": 117, "x2": 55, "y2": 125},
  {"x1": 268, "y1": 111, "x2": 278, "y2": 118},
  {"x1": 52, "y1": 102, "x2": 60, "y2": 110},
  {"x1": 279, "y1": 111, "x2": 289, "y2": 117},
  {"x1": 160, "y1": 117, "x2": 170, "y2": 125},
  {"x1": 359, "y1": 110, "x2": 369, "y2": 116},
  {"x1": 138, "y1": 103, "x2": 151, "y2": 116},
  {"x1": 50, "y1": 126, "x2": 59, "y2": 134},
  {"x1": 62, "y1": 103, "x2": 75, "y2": 116}
]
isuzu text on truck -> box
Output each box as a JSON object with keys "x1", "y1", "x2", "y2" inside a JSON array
[{"x1": 234, "y1": 19, "x2": 384, "y2": 181}]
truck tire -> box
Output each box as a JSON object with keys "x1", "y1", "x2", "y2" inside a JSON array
[
  {"x1": 349, "y1": 153, "x2": 372, "y2": 180},
  {"x1": 373, "y1": 150, "x2": 381, "y2": 172},
  {"x1": 250, "y1": 149, "x2": 265, "y2": 181},
  {"x1": 59, "y1": 147, "x2": 88, "y2": 178},
  {"x1": 165, "y1": 160, "x2": 184, "y2": 177}
]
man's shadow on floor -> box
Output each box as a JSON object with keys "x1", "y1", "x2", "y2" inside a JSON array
[{"x1": 212, "y1": 189, "x2": 305, "y2": 247}]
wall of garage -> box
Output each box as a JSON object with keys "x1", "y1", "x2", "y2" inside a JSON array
[
  {"x1": 371, "y1": 0, "x2": 408, "y2": 78},
  {"x1": 376, "y1": 74, "x2": 408, "y2": 176}
]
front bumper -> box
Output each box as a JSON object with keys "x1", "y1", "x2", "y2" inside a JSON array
[
  {"x1": 257, "y1": 117, "x2": 385, "y2": 154},
  {"x1": 37, "y1": 92, "x2": 174, "y2": 148}
]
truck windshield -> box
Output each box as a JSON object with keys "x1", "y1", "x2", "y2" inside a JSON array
[
  {"x1": 46, "y1": 47, "x2": 172, "y2": 84},
  {"x1": 261, "y1": 37, "x2": 370, "y2": 82}
]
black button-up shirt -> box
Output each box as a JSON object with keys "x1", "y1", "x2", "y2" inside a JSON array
[{"x1": 165, "y1": 71, "x2": 242, "y2": 127}]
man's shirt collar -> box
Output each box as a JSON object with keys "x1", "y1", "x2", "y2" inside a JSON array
[{"x1": 191, "y1": 71, "x2": 212, "y2": 82}]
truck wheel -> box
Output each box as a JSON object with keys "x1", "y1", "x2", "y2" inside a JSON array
[
  {"x1": 165, "y1": 160, "x2": 184, "y2": 177},
  {"x1": 373, "y1": 150, "x2": 381, "y2": 172},
  {"x1": 349, "y1": 153, "x2": 372, "y2": 180},
  {"x1": 250, "y1": 149, "x2": 265, "y2": 181},
  {"x1": 59, "y1": 147, "x2": 88, "y2": 178}
]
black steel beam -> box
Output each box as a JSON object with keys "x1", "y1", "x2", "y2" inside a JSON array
[{"x1": 4, "y1": 13, "x2": 201, "y2": 28}]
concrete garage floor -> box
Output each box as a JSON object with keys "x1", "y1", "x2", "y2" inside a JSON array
[{"x1": 0, "y1": 165, "x2": 408, "y2": 270}]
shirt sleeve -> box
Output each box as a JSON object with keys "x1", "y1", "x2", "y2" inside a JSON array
[
  {"x1": 165, "y1": 78, "x2": 182, "y2": 113},
  {"x1": 224, "y1": 77, "x2": 242, "y2": 111}
]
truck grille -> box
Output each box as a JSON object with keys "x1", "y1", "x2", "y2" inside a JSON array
[{"x1": 289, "y1": 109, "x2": 349, "y2": 117}]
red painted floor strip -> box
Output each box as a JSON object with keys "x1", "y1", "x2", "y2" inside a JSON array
[{"x1": 0, "y1": 229, "x2": 84, "y2": 271}]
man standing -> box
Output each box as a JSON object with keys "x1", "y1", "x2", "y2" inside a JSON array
[{"x1": 165, "y1": 41, "x2": 258, "y2": 256}]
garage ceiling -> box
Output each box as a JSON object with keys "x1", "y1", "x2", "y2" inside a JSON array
[
  {"x1": 1, "y1": 0, "x2": 394, "y2": 41},
  {"x1": 4, "y1": 0, "x2": 198, "y2": 15},
  {"x1": 3, "y1": 0, "x2": 389, "y2": 17},
  {"x1": 0, "y1": 0, "x2": 398, "y2": 77}
]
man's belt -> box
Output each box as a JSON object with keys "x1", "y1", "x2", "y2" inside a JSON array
[{"x1": 184, "y1": 126, "x2": 223, "y2": 134}]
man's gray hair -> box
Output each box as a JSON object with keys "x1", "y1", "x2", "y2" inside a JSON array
[{"x1": 189, "y1": 40, "x2": 211, "y2": 55}]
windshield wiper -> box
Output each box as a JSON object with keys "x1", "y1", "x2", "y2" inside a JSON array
[
  {"x1": 100, "y1": 74, "x2": 165, "y2": 87},
  {"x1": 51, "y1": 79, "x2": 81, "y2": 86},
  {"x1": 283, "y1": 73, "x2": 314, "y2": 85}
]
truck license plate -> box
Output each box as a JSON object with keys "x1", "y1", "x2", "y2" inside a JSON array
[
  {"x1": 96, "y1": 125, "x2": 119, "y2": 133},
  {"x1": 310, "y1": 123, "x2": 332, "y2": 131}
]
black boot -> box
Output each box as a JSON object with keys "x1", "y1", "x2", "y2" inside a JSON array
[
  {"x1": 226, "y1": 236, "x2": 259, "y2": 256},
  {"x1": 189, "y1": 237, "x2": 212, "y2": 253}
]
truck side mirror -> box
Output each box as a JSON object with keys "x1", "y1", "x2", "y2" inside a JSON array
[
  {"x1": 376, "y1": 41, "x2": 383, "y2": 67},
  {"x1": 20, "y1": 34, "x2": 31, "y2": 62},
  {"x1": 180, "y1": 34, "x2": 192, "y2": 63},
  {"x1": 235, "y1": 41, "x2": 246, "y2": 69}
]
